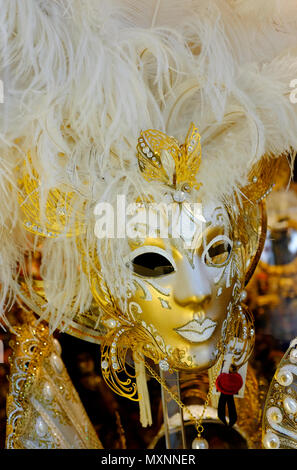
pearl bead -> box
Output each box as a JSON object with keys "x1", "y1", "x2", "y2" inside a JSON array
[
  {"x1": 53, "y1": 338, "x2": 62, "y2": 355},
  {"x1": 276, "y1": 369, "x2": 293, "y2": 387},
  {"x1": 284, "y1": 397, "x2": 297, "y2": 415},
  {"x1": 35, "y1": 416, "x2": 48, "y2": 437},
  {"x1": 43, "y1": 382, "x2": 53, "y2": 401},
  {"x1": 263, "y1": 432, "x2": 280, "y2": 449},
  {"x1": 290, "y1": 348, "x2": 297, "y2": 364},
  {"x1": 159, "y1": 359, "x2": 169, "y2": 371},
  {"x1": 267, "y1": 407, "x2": 282, "y2": 424},
  {"x1": 50, "y1": 353, "x2": 63, "y2": 374},
  {"x1": 192, "y1": 438, "x2": 209, "y2": 449},
  {"x1": 252, "y1": 176, "x2": 258, "y2": 183}
]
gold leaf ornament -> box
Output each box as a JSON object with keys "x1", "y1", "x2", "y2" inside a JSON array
[{"x1": 136, "y1": 122, "x2": 202, "y2": 192}]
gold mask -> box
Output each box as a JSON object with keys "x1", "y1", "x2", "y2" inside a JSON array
[
  {"x1": 123, "y1": 201, "x2": 240, "y2": 371},
  {"x1": 91, "y1": 125, "x2": 264, "y2": 398}
]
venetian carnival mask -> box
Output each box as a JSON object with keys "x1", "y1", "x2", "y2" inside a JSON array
[
  {"x1": 17, "y1": 122, "x2": 279, "y2": 401},
  {"x1": 90, "y1": 123, "x2": 269, "y2": 393}
]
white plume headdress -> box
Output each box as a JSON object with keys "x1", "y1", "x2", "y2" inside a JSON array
[{"x1": 1, "y1": 0, "x2": 297, "y2": 332}]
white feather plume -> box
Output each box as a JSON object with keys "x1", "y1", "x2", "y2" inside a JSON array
[{"x1": 1, "y1": 0, "x2": 297, "y2": 329}]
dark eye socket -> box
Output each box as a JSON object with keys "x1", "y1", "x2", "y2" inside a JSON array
[
  {"x1": 129, "y1": 252, "x2": 175, "y2": 277},
  {"x1": 205, "y1": 240, "x2": 232, "y2": 266}
]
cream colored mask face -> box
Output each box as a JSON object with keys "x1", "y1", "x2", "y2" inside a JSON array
[{"x1": 124, "y1": 201, "x2": 241, "y2": 371}]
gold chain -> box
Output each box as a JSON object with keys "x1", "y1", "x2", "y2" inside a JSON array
[{"x1": 145, "y1": 356, "x2": 223, "y2": 438}]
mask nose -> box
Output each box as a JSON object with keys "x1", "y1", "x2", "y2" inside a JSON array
[{"x1": 173, "y1": 254, "x2": 212, "y2": 308}]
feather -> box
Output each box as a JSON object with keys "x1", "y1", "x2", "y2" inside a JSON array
[{"x1": 1, "y1": 0, "x2": 297, "y2": 329}]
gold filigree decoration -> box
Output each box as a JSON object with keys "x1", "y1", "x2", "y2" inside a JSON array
[
  {"x1": 262, "y1": 339, "x2": 297, "y2": 449},
  {"x1": 137, "y1": 122, "x2": 202, "y2": 191},
  {"x1": 222, "y1": 300, "x2": 255, "y2": 369},
  {"x1": 100, "y1": 322, "x2": 171, "y2": 400},
  {"x1": 18, "y1": 153, "x2": 85, "y2": 238},
  {"x1": 6, "y1": 312, "x2": 102, "y2": 449}
]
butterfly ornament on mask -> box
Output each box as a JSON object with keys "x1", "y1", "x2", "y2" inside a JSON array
[{"x1": 137, "y1": 122, "x2": 202, "y2": 203}]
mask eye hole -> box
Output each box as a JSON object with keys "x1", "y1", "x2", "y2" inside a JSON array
[
  {"x1": 204, "y1": 236, "x2": 233, "y2": 267},
  {"x1": 130, "y1": 252, "x2": 175, "y2": 277}
]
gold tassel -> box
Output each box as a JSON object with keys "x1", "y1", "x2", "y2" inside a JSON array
[{"x1": 133, "y1": 351, "x2": 152, "y2": 427}]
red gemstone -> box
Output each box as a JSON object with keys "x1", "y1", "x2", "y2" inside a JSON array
[{"x1": 216, "y1": 372, "x2": 243, "y2": 395}]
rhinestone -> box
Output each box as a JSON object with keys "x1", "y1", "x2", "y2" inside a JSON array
[
  {"x1": 112, "y1": 362, "x2": 119, "y2": 370},
  {"x1": 173, "y1": 190, "x2": 186, "y2": 203},
  {"x1": 188, "y1": 146, "x2": 193, "y2": 151},
  {"x1": 25, "y1": 221, "x2": 31, "y2": 227},
  {"x1": 143, "y1": 146, "x2": 149, "y2": 154},
  {"x1": 252, "y1": 176, "x2": 258, "y2": 183},
  {"x1": 240, "y1": 290, "x2": 247, "y2": 301},
  {"x1": 101, "y1": 360, "x2": 108, "y2": 370},
  {"x1": 105, "y1": 318, "x2": 117, "y2": 329},
  {"x1": 159, "y1": 359, "x2": 169, "y2": 371},
  {"x1": 183, "y1": 183, "x2": 190, "y2": 192},
  {"x1": 147, "y1": 152, "x2": 153, "y2": 158},
  {"x1": 35, "y1": 417, "x2": 48, "y2": 438}
]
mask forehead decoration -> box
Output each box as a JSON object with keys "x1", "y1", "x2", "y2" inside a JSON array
[{"x1": 137, "y1": 123, "x2": 202, "y2": 200}]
